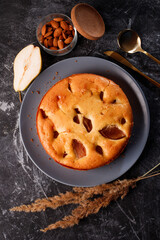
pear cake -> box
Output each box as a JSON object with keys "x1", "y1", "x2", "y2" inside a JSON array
[{"x1": 36, "y1": 73, "x2": 133, "y2": 170}]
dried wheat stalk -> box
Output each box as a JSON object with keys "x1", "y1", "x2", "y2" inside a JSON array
[{"x1": 10, "y1": 163, "x2": 160, "y2": 232}]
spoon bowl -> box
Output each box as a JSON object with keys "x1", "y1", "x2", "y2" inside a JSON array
[
  {"x1": 117, "y1": 29, "x2": 141, "y2": 53},
  {"x1": 117, "y1": 29, "x2": 160, "y2": 65}
]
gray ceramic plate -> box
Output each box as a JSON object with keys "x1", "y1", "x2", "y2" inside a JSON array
[{"x1": 19, "y1": 56, "x2": 150, "y2": 187}]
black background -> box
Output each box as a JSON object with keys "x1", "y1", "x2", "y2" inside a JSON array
[{"x1": 0, "y1": 0, "x2": 160, "y2": 239}]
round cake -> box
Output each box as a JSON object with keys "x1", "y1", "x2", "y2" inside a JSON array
[{"x1": 36, "y1": 73, "x2": 133, "y2": 170}]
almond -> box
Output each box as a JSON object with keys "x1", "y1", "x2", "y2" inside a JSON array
[
  {"x1": 54, "y1": 28, "x2": 62, "y2": 37},
  {"x1": 40, "y1": 35, "x2": 44, "y2": 44},
  {"x1": 68, "y1": 25, "x2": 73, "y2": 31},
  {"x1": 53, "y1": 37, "x2": 58, "y2": 47},
  {"x1": 50, "y1": 46, "x2": 58, "y2": 50},
  {"x1": 44, "y1": 39, "x2": 48, "y2": 48},
  {"x1": 65, "y1": 30, "x2": 71, "y2": 35},
  {"x1": 53, "y1": 17, "x2": 64, "y2": 22},
  {"x1": 41, "y1": 18, "x2": 75, "y2": 50},
  {"x1": 72, "y1": 29, "x2": 75, "y2": 36},
  {"x1": 46, "y1": 36, "x2": 52, "y2": 40},
  {"x1": 59, "y1": 35, "x2": 63, "y2": 40},
  {"x1": 62, "y1": 31, "x2": 67, "y2": 39},
  {"x1": 60, "y1": 21, "x2": 69, "y2": 30},
  {"x1": 46, "y1": 22, "x2": 51, "y2": 26},
  {"x1": 65, "y1": 20, "x2": 70, "y2": 24},
  {"x1": 64, "y1": 36, "x2": 73, "y2": 44},
  {"x1": 50, "y1": 20, "x2": 59, "y2": 29},
  {"x1": 48, "y1": 38, "x2": 53, "y2": 47},
  {"x1": 41, "y1": 24, "x2": 46, "y2": 36},
  {"x1": 44, "y1": 31, "x2": 53, "y2": 38},
  {"x1": 47, "y1": 27, "x2": 53, "y2": 32},
  {"x1": 58, "y1": 40, "x2": 64, "y2": 49}
]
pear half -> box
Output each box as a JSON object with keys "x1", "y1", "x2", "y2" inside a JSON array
[{"x1": 13, "y1": 45, "x2": 42, "y2": 92}]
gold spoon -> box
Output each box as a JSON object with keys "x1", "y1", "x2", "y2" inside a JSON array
[{"x1": 117, "y1": 29, "x2": 160, "y2": 65}]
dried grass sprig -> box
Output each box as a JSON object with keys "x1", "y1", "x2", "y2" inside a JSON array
[
  {"x1": 10, "y1": 181, "x2": 125, "y2": 213},
  {"x1": 41, "y1": 179, "x2": 136, "y2": 232},
  {"x1": 10, "y1": 163, "x2": 160, "y2": 232},
  {"x1": 10, "y1": 192, "x2": 84, "y2": 212}
]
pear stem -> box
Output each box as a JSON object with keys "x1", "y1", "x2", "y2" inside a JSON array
[{"x1": 18, "y1": 91, "x2": 22, "y2": 103}]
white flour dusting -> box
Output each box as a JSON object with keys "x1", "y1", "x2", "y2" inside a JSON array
[{"x1": 0, "y1": 101, "x2": 14, "y2": 115}]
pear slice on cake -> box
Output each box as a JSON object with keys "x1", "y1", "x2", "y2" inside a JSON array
[{"x1": 13, "y1": 44, "x2": 42, "y2": 95}]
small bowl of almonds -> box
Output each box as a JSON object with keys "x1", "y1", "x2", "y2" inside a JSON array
[{"x1": 36, "y1": 13, "x2": 77, "y2": 56}]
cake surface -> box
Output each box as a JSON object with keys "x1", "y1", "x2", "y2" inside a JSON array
[{"x1": 36, "y1": 73, "x2": 133, "y2": 170}]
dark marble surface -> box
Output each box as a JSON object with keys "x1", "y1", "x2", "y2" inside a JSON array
[{"x1": 0, "y1": 0, "x2": 160, "y2": 239}]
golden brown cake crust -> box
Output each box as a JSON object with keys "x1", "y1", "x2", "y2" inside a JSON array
[{"x1": 36, "y1": 73, "x2": 133, "y2": 170}]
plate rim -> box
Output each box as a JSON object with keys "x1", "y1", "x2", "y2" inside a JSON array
[{"x1": 19, "y1": 56, "x2": 150, "y2": 187}]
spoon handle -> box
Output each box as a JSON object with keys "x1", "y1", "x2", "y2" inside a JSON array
[
  {"x1": 104, "y1": 51, "x2": 160, "y2": 88},
  {"x1": 140, "y1": 49, "x2": 160, "y2": 65}
]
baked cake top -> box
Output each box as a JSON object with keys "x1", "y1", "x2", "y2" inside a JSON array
[{"x1": 36, "y1": 73, "x2": 133, "y2": 170}]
